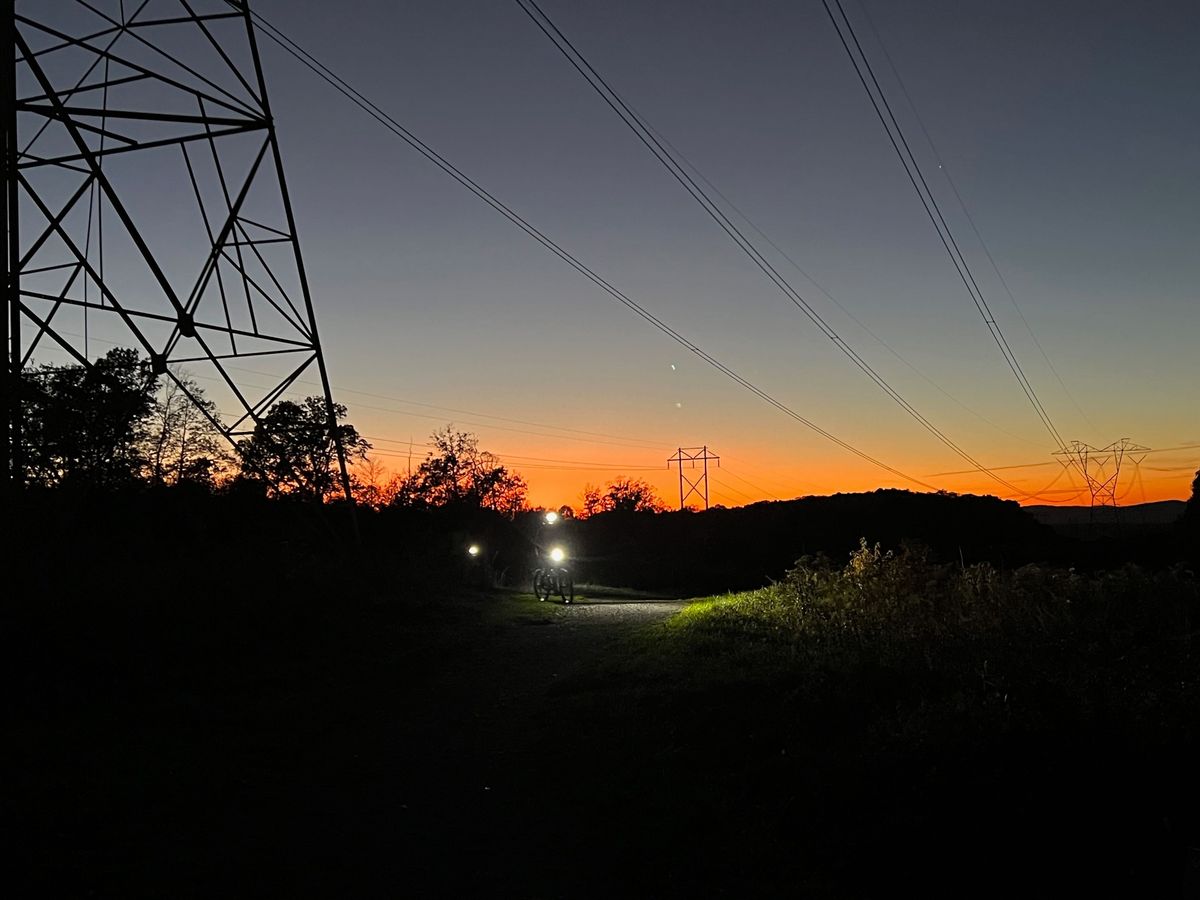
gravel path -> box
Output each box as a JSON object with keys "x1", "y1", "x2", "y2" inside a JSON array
[
  {"x1": 525, "y1": 594, "x2": 688, "y2": 625},
  {"x1": 350, "y1": 591, "x2": 694, "y2": 894},
  {"x1": 399, "y1": 593, "x2": 688, "y2": 744}
]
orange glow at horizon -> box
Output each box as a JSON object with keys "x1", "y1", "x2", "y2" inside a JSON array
[
  {"x1": 510, "y1": 462, "x2": 1193, "y2": 512},
  {"x1": 355, "y1": 427, "x2": 1197, "y2": 512}
]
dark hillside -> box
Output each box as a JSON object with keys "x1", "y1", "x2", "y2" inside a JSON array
[
  {"x1": 568, "y1": 489, "x2": 1052, "y2": 594},
  {"x1": 1025, "y1": 499, "x2": 1186, "y2": 529}
]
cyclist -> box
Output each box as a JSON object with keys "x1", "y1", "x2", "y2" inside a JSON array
[{"x1": 532, "y1": 510, "x2": 574, "y2": 603}]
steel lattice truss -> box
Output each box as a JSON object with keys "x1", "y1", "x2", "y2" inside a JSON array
[
  {"x1": 1054, "y1": 439, "x2": 1150, "y2": 510},
  {"x1": 7, "y1": 0, "x2": 348, "y2": 489},
  {"x1": 668, "y1": 446, "x2": 719, "y2": 511}
]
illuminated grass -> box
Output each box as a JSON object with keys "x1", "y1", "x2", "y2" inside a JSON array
[{"x1": 604, "y1": 542, "x2": 1200, "y2": 742}]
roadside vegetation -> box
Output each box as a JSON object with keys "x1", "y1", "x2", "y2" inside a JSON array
[
  {"x1": 529, "y1": 542, "x2": 1199, "y2": 895},
  {"x1": 650, "y1": 541, "x2": 1196, "y2": 736}
]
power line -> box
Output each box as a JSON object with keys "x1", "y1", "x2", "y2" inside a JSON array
[
  {"x1": 633, "y1": 106, "x2": 1044, "y2": 450},
  {"x1": 366, "y1": 448, "x2": 662, "y2": 474},
  {"x1": 229, "y1": 368, "x2": 675, "y2": 451},
  {"x1": 710, "y1": 477, "x2": 759, "y2": 505},
  {"x1": 820, "y1": 0, "x2": 1069, "y2": 455},
  {"x1": 36, "y1": 330, "x2": 1187, "y2": 506},
  {"x1": 927, "y1": 444, "x2": 1200, "y2": 478},
  {"x1": 853, "y1": 0, "x2": 1096, "y2": 433},
  {"x1": 718, "y1": 466, "x2": 783, "y2": 501},
  {"x1": 130, "y1": 357, "x2": 808, "y2": 500},
  {"x1": 220, "y1": 361, "x2": 867, "y2": 499},
  {"x1": 241, "y1": 368, "x2": 674, "y2": 451},
  {"x1": 994, "y1": 461, "x2": 1080, "y2": 505},
  {"x1": 720, "y1": 453, "x2": 819, "y2": 495},
  {"x1": 240, "y1": 9, "x2": 938, "y2": 491},
  {"x1": 365, "y1": 438, "x2": 664, "y2": 472},
  {"x1": 44, "y1": 329, "x2": 676, "y2": 452},
  {"x1": 366, "y1": 433, "x2": 796, "y2": 496},
  {"x1": 511, "y1": 0, "x2": 1037, "y2": 500}
]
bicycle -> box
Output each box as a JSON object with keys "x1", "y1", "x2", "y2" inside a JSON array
[{"x1": 532, "y1": 546, "x2": 574, "y2": 603}]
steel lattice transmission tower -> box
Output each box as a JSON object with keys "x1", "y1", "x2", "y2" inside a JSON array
[
  {"x1": 1054, "y1": 439, "x2": 1149, "y2": 516},
  {"x1": 668, "y1": 446, "x2": 719, "y2": 511},
  {"x1": 4, "y1": 0, "x2": 351, "y2": 497}
]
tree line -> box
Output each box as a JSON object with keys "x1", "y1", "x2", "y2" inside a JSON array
[{"x1": 15, "y1": 348, "x2": 668, "y2": 516}]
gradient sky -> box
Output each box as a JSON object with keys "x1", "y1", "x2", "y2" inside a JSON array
[{"x1": 26, "y1": 0, "x2": 1200, "y2": 508}]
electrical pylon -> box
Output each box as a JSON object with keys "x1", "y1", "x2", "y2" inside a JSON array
[
  {"x1": 1054, "y1": 439, "x2": 1150, "y2": 518},
  {"x1": 4, "y1": 0, "x2": 351, "y2": 498},
  {"x1": 668, "y1": 446, "x2": 719, "y2": 511}
]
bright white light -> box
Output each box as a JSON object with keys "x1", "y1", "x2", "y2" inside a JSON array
[
  {"x1": 467, "y1": 544, "x2": 480, "y2": 557},
  {"x1": 544, "y1": 511, "x2": 559, "y2": 524},
  {"x1": 549, "y1": 547, "x2": 565, "y2": 563}
]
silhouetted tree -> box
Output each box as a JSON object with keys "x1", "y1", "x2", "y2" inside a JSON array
[
  {"x1": 236, "y1": 396, "x2": 369, "y2": 501},
  {"x1": 352, "y1": 456, "x2": 404, "y2": 510},
  {"x1": 580, "y1": 477, "x2": 667, "y2": 515},
  {"x1": 581, "y1": 483, "x2": 604, "y2": 518},
  {"x1": 604, "y1": 477, "x2": 667, "y2": 513},
  {"x1": 144, "y1": 370, "x2": 229, "y2": 488},
  {"x1": 393, "y1": 426, "x2": 527, "y2": 516},
  {"x1": 20, "y1": 347, "x2": 158, "y2": 488}
]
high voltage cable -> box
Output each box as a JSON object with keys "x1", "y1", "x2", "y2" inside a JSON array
[
  {"x1": 335, "y1": 396, "x2": 670, "y2": 451},
  {"x1": 41, "y1": 331, "x2": 807, "y2": 493},
  {"x1": 511, "y1": 0, "x2": 1035, "y2": 499},
  {"x1": 820, "y1": 0, "x2": 1069, "y2": 455},
  {"x1": 44, "y1": 336, "x2": 796, "y2": 501},
  {"x1": 635, "y1": 116, "x2": 1043, "y2": 450},
  {"x1": 927, "y1": 444, "x2": 1200, "y2": 478},
  {"x1": 719, "y1": 467, "x2": 783, "y2": 501},
  {"x1": 240, "y1": 9, "x2": 937, "y2": 491},
  {"x1": 55, "y1": 330, "x2": 674, "y2": 451},
  {"x1": 366, "y1": 448, "x2": 663, "y2": 474},
  {"x1": 184, "y1": 359, "x2": 792, "y2": 485},
  {"x1": 721, "y1": 453, "x2": 819, "y2": 495},
  {"x1": 222, "y1": 365, "x2": 674, "y2": 451},
  {"x1": 364, "y1": 437, "x2": 665, "y2": 472},
  {"x1": 995, "y1": 462, "x2": 1087, "y2": 505},
  {"x1": 364, "y1": 436, "x2": 783, "y2": 494},
  {"x1": 710, "y1": 477, "x2": 759, "y2": 504},
  {"x1": 854, "y1": 0, "x2": 1096, "y2": 432},
  {"x1": 318, "y1": 384, "x2": 671, "y2": 450}
]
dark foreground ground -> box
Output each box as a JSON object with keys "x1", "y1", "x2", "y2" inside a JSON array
[{"x1": 13, "y1": 576, "x2": 1199, "y2": 898}]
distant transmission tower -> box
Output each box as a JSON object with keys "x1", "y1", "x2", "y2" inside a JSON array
[
  {"x1": 668, "y1": 446, "x2": 719, "y2": 510},
  {"x1": 1054, "y1": 439, "x2": 1150, "y2": 519},
  {"x1": 4, "y1": 0, "x2": 350, "y2": 496}
]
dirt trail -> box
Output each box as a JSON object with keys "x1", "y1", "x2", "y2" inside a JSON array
[
  {"x1": 396, "y1": 594, "x2": 687, "y2": 757},
  {"x1": 331, "y1": 592, "x2": 692, "y2": 896}
]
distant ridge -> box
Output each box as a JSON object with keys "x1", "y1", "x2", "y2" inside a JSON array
[{"x1": 1023, "y1": 500, "x2": 1186, "y2": 528}]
